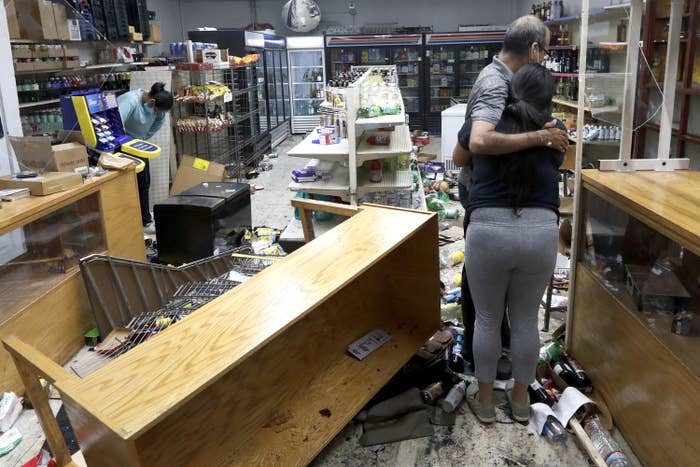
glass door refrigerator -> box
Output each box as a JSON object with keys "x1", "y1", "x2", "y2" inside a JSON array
[
  {"x1": 325, "y1": 34, "x2": 425, "y2": 129},
  {"x1": 261, "y1": 34, "x2": 292, "y2": 148},
  {"x1": 287, "y1": 36, "x2": 325, "y2": 134},
  {"x1": 424, "y1": 30, "x2": 505, "y2": 134}
]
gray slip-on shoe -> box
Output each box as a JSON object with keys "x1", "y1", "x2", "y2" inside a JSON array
[
  {"x1": 506, "y1": 389, "x2": 531, "y2": 422},
  {"x1": 466, "y1": 383, "x2": 496, "y2": 424}
]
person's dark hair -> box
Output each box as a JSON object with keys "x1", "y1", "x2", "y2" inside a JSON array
[
  {"x1": 503, "y1": 15, "x2": 549, "y2": 58},
  {"x1": 149, "y1": 82, "x2": 173, "y2": 112},
  {"x1": 498, "y1": 64, "x2": 556, "y2": 211}
]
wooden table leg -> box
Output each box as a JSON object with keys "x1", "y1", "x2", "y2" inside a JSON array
[{"x1": 3, "y1": 337, "x2": 76, "y2": 467}]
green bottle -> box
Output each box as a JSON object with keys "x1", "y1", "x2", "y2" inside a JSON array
[{"x1": 540, "y1": 341, "x2": 563, "y2": 364}]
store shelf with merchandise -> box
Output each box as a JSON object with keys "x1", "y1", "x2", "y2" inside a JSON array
[
  {"x1": 543, "y1": 3, "x2": 631, "y2": 155},
  {"x1": 287, "y1": 66, "x2": 414, "y2": 205},
  {"x1": 288, "y1": 163, "x2": 351, "y2": 197}
]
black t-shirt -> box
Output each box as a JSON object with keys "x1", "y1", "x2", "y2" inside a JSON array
[{"x1": 457, "y1": 116, "x2": 566, "y2": 218}]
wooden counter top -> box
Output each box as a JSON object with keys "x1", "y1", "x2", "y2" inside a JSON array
[
  {"x1": 56, "y1": 205, "x2": 435, "y2": 438},
  {"x1": 0, "y1": 170, "x2": 125, "y2": 236},
  {"x1": 582, "y1": 169, "x2": 700, "y2": 256}
]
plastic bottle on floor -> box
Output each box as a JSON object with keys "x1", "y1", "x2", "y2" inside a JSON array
[
  {"x1": 542, "y1": 415, "x2": 567, "y2": 443},
  {"x1": 583, "y1": 415, "x2": 631, "y2": 467},
  {"x1": 440, "y1": 381, "x2": 467, "y2": 412}
]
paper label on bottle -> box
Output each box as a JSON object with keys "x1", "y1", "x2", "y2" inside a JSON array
[
  {"x1": 223, "y1": 92, "x2": 233, "y2": 103},
  {"x1": 192, "y1": 158, "x2": 210, "y2": 171}
]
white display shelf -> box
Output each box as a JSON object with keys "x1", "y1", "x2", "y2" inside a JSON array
[
  {"x1": 355, "y1": 111, "x2": 406, "y2": 129},
  {"x1": 357, "y1": 168, "x2": 412, "y2": 195},
  {"x1": 356, "y1": 125, "x2": 412, "y2": 166},
  {"x1": 287, "y1": 128, "x2": 350, "y2": 160},
  {"x1": 288, "y1": 164, "x2": 350, "y2": 197}
]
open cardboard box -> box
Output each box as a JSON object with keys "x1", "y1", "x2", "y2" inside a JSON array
[
  {"x1": 170, "y1": 155, "x2": 227, "y2": 196},
  {"x1": 9, "y1": 134, "x2": 88, "y2": 174}
]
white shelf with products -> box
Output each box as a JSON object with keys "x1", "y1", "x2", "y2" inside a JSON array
[
  {"x1": 288, "y1": 163, "x2": 350, "y2": 197},
  {"x1": 287, "y1": 129, "x2": 350, "y2": 160},
  {"x1": 357, "y1": 168, "x2": 412, "y2": 195},
  {"x1": 287, "y1": 65, "x2": 414, "y2": 205},
  {"x1": 356, "y1": 125, "x2": 412, "y2": 166}
]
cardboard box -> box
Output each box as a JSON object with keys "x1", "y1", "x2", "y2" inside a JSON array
[
  {"x1": 63, "y1": 48, "x2": 79, "y2": 58},
  {"x1": 33, "y1": 59, "x2": 60, "y2": 71},
  {"x1": 48, "y1": 45, "x2": 65, "y2": 58},
  {"x1": 9, "y1": 135, "x2": 87, "y2": 174},
  {"x1": 48, "y1": 142, "x2": 88, "y2": 173},
  {"x1": 11, "y1": 46, "x2": 33, "y2": 59},
  {"x1": 13, "y1": 60, "x2": 35, "y2": 72},
  {"x1": 52, "y1": 2, "x2": 70, "y2": 41},
  {"x1": 197, "y1": 49, "x2": 228, "y2": 65},
  {"x1": 0, "y1": 172, "x2": 83, "y2": 196},
  {"x1": 32, "y1": 45, "x2": 50, "y2": 58},
  {"x1": 63, "y1": 59, "x2": 80, "y2": 69},
  {"x1": 14, "y1": 0, "x2": 58, "y2": 40},
  {"x1": 170, "y1": 155, "x2": 227, "y2": 196},
  {"x1": 130, "y1": 32, "x2": 143, "y2": 42},
  {"x1": 6, "y1": 0, "x2": 20, "y2": 39},
  {"x1": 149, "y1": 23, "x2": 161, "y2": 43}
]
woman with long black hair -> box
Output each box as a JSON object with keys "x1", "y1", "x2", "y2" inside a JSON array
[{"x1": 458, "y1": 64, "x2": 565, "y2": 423}]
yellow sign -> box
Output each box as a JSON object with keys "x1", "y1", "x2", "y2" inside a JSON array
[{"x1": 192, "y1": 157, "x2": 210, "y2": 171}]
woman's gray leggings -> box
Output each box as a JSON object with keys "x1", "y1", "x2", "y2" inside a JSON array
[{"x1": 465, "y1": 207, "x2": 558, "y2": 385}]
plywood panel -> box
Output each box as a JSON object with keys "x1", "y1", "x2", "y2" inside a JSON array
[
  {"x1": 0, "y1": 273, "x2": 94, "y2": 394},
  {"x1": 46, "y1": 206, "x2": 437, "y2": 466},
  {"x1": 571, "y1": 265, "x2": 700, "y2": 467},
  {"x1": 56, "y1": 207, "x2": 434, "y2": 435},
  {"x1": 99, "y1": 170, "x2": 146, "y2": 261},
  {"x1": 1, "y1": 170, "x2": 147, "y2": 394},
  {"x1": 582, "y1": 169, "x2": 700, "y2": 256}
]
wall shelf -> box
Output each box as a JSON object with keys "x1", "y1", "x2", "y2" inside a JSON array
[
  {"x1": 18, "y1": 99, "x2": 61, "y2": 109},
  {"x1": 15, "y1": 62, "x2": 147, "y2": 76}
]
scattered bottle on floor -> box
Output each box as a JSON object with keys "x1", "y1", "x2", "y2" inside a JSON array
[
  {"x1": 543, "y1": 415, "x2": 567, "y2": 443},
  {"x1": 539, "y1": 340, "x2": 564, "y2": 364},
  {"x1": 528, "y1": 380, "x2": 555, "y2": 407},
  {"x1": 583, "y1": 415, "x2": 631, "y2": 467},
  {"x1": 449, "y1": 334, "x2": 465, "y2": 373},
  {"x1": 562, "y1": 351, "x2": 593, "y2": 388},
  {"x1": 441, "y1": 381, "x2": 467, "y2": 413},
  {"x1": 421, "y1": 381, "x2": 444, "y2": 402}
]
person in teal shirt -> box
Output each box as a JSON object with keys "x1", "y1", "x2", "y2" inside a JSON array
[{"x1": 118, "y1": 82, "x2": 174, "y2": 227}]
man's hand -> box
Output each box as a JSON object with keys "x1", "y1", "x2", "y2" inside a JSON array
[{"x1": 536, "y1": 123, "x2": 569, "y2": 153}]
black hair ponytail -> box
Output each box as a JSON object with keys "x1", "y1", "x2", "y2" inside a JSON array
[
  {"x1": 498, "y1": 64, "x2": 556, "y2": 212},
  {"x1": 149, "y1": 82, "x2": 174, "y2": 112}
]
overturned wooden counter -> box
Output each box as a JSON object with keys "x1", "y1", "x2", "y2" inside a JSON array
[{"x1": 6, "y1": 203, "x2": 440, "y2": 466}]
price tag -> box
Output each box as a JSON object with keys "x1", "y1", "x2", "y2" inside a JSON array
[
  {"x1": 224, "y1": 92, "x2": 233, "y2": 103},
  {"x1": 192, "y1": 157, "x2": 210, "y2": 171}
]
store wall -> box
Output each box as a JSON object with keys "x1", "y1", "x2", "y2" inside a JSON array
[
  {"x1": 0, "y1": 0, "x2": 21, "y2": 176},
  {"x1": 157, "y1": 0, "x2": 521, "y2": 49}
]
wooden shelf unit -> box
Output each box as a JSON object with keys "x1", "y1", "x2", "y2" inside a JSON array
[
  {"x1": 0, "y1": 169, "x2": 145, "y2": 395},
  {"x1": 570, "y1": 169, "x2": 700, "y2": 467},
  {"x1": 5, "y1": 204, "x2": 440, "y2": 466}
]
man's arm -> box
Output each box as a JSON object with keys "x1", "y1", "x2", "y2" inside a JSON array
[
  {"x1": 469, "y1": 120, "x2": 569, "y2": 155},
  {"x1": 453, "y1": 143, "x2": 471, "y2": 167}
]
